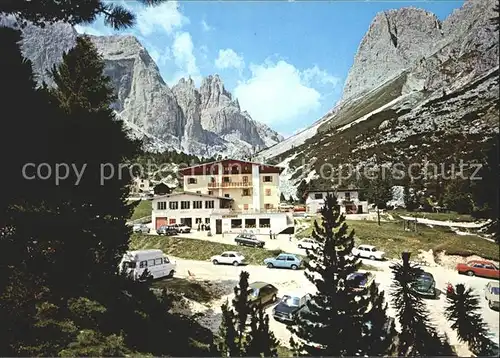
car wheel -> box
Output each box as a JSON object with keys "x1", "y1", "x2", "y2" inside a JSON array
[
  {"x1": 168, "y1": 270, "x2": 174, "y2": 278},
  {"x1": 291, "y1": 264, "x2": 298, "y2": 270},
  {"x1": 298, "y1": 244, "x2": 303, "y2": 249},
  {"x1": 488, "y1": 300, "x2": 493, "y2": 309},
  {"x1": 466, "y1": 270, "x2": 475, "y2": 277},
  {"x1": 267, "y1": 263, "x2": 274, "y2": 268},
  {"x1": 232, "y1": 261, "x2": 239, "y2": 266},
  {"x1": 212, "y1": 259, "x2": 218, "y2": 265},
  {"x1": 369, "y1": 255, "x2": 376, "y2": 260}
]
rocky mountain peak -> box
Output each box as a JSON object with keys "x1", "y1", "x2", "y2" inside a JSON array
[
  {"x1": 342, "y1": 6, "x2": 444, "y2": 101},
  {"x1": 200, "y1": 74, "x2": 233, "y2": 109}
]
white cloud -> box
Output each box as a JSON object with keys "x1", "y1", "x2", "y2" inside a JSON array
[
  {"x1": 134, "y1": 1, "x2": 189, "y2": 36},
  {"x1": 201, "y1": 19, "x2": 213, "y2": 32},
  {"x1": 215, "y1": 49, "x2": 245, "y2": 70},
  {"x1": 302, "y1": 65, "x2": 340, "y2": 87},
  {"x1": 168, "y1": 32, "x2": 201, "y2": 85},
  {"x1": 234, "y1": 60, "x2": 321, "y2": 125}
]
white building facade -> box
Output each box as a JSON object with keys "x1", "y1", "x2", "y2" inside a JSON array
[
  {"x1": 305, "y1": 189, "x2": 369, "y2": 215},
  {"x1": 151, "y1": 159, "x2": 294, "y2": 235}
]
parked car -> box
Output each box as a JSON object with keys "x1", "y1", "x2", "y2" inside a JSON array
[
  {"x1": 409, "y1": 271, "x2": 436, "y2": 298},
  {"x1": 234, "y1": 233, "x2": 265, "y2": 248},
  {"x1": 211, "y1": 251, "x2": 246, "y2": 266},
  {"x1": 233, "y1": 282, "x2": 278, "y2": 309},
  {"x1": 272, "y1": 292, "x2": 311, "y2": 323},
  {"x1": 133, "y1": 223, "x2": 150, "y2": 234},
  {"x1": 456, "y1": 260, "x2": 500, "y2": 279},
  {"x1": 264, "y1": 253, "x2": 303, "y2": 270},
  {"x1": 156, "y1": 225, "x2": 178, "y2": 236},
  {"x1": 485, "y1": 281, "x2": 500, "y2": 309},
  {"x1": 171, "y1": 223, "x2": 191, "y2": 233},
  {"x1": 352, "y1": 244, "x2": 385, "y2": 260},
  {"x1": 297, "y1": 238, "x2": 318, "y2": 250},
  {"x1": 119, "y1": 249, "x2": 176, "y2": 281},
  {"x1": 346, "y1": 272, "x2": 376, "y2": 294}
]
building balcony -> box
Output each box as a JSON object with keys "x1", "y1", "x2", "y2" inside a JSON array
[
  {"x1": 208, "y1": 181, "x2": 253, "y2": 188},
  {"x1": 211, "y1": 208, "x2": 291, "y2": 215}
]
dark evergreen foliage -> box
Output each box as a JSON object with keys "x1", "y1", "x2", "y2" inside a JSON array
[
  {"x1": 390, "y1": 252, "x2": 453, "y2": 356},
  {"x1": 296, "y1": 179, "x2": 308, "y2": 204},
  {"x1": 216, "y1": 271, "x2": 279, "y2": 357},
  {"x1": 1, "y1": 0, "x2": 166, "y2": 30},
  {"x1": 289, "y1": 194, "x2": 393, "y2": 356},
  {"x1": 362, "y1": 166, "x2": 393, "y2": 225},
  {"x1": 445, "y1": 283, "x2": 498, "y2": 356},
  {"x1": 0, "y1": 27, "x2": 214, "y2": 356}
]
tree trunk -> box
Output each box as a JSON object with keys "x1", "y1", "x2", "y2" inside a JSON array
[{"x1": 377, "y1": 207, "x2": 381, "y2": 226}]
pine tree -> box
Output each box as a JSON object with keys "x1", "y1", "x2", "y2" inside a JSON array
[
  {"x1": 361, "y1": 282, "x2": 398, "y2": 355},
  {"x1": 288, "y1": 194, "x2": 391, "y2": 356},
  {"x1": 217, "y1": 301, "x2": 239, "y2": 357},
  {"x1": 280, "y1": 193, "x2": 286, "y2": 202},
  {"x1": 364, "y1": 167, "x2": 392, "y2": 225},
  {"x1": 296, "y1": 180, "x2": 308, "y2": 204},
  {"x1": 217, "y1": 271, "x2": 279, "y2": 357},
  {"x1": 391, "y1": 252, "x2": 452, "y2": 356},
  {"x1": 0, "y1": 0, "x2": 167, "y2": 30},
  {"x1": 289, "y1": 195, "x2": 294, "y2": 204},
  {"x1": 244, "y1": 305, "x2": 279, "y2": 357},
  {"x1": 445, "y1": 284, "x2": 498, "y2": 356}
]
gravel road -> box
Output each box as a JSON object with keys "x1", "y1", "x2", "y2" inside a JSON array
[{"x1": 171, "y1": 256, "x2": 499, "y2": 355}]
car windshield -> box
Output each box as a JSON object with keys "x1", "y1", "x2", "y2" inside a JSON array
[
  {"x1": 122, "y1": 261, "x2": 136, "y2": 269},
  {"x1": 248, "y1": 288, "x2": 259, "y2": 298},
  {"x1": 281, "y1": 295, "x2": 300, "y2": 307},
  {"x1": 492, "y1": 287, "x2": 500, "y2": 295},
  {"x1": 347, "y1": 273, "x2": 368, "y2": 286}
]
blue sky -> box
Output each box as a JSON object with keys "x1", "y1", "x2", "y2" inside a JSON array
[{"x1": 76, "y1": 0, "x2": 464, "y2": 137}]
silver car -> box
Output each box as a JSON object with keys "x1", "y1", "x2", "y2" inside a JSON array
[
  {"x1": 485, "y1": 281, "x2": 499, "y2": 310},
  {"x1": 133, "y1": 224, "x2": 150, "y2": 234}
]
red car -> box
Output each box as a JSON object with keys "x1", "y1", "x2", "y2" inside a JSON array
[{"x1": 456, "y1": 260, "x2": 500, "y2": 279}]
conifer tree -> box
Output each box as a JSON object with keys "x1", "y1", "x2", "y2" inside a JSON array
[
  {"x1": 244, "y1": 306, "x2": 279, "y2": 357},
  {"x1": 1, "y1": 0, "x2": 167, "y2": 30},
  {"x1": 217, "y1": 271, "x2": 279, "y2": 357},
  {"x1": 217, "y1": 301, "x2": 239, "y2": 357},
  {"x1": 445, "y1": 283, "x2": 498, "y2": 356},
  {"x1": 288, "y1": 194, "x2": 392, "y2": 356},
  {"x1": 390, "y1": 252, "x2": 452, "y2": 356}
]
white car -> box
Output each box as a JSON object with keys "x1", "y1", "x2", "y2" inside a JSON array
[
  {"x1": 171, "y1": 223, "x2": 191, "y2": 233},
  {"x1": 211, "y1": 251, "x2": 246, "y2": 266},
  {"x1": 297, "y1": 238, "x2": 318, "y2": 250},
  {"x1": 485, "y1": 281, "x2": 499, "y2": 310},
  {"x1": 352, "y1": 244, "x2": 385, "y2": 260},
  {"x1": 132, "y1": 223, "x2": 150, "y2": 234}
]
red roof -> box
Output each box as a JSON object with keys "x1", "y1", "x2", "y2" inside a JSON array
[{"x1": 179, "y1": 159, "x2": 284, "y2": 176}]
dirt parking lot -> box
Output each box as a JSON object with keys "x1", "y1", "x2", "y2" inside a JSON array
[{"x1": 170, "y1": 257, "x2": 499, "y2": 356}]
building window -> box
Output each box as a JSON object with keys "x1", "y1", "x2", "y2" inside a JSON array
[
  {"x1": 188, "y1": 177, "x2": 197, "y2": 184},
  {"x1": 245, "y1": 218, "x2": 256, "y2": 228},
  {"x1": 224, "y1": 194, "x2": 230, "y2": 198},
  {"x1": 169, "y1": 201, "x2": 178, "y2": 210},
  {"x1": 210, "y1": 177, "x2": 215, "y2": 183},
  {"x1": 157, "y1": 201, "x2": 167, "y2": 210},
  {"x1": 243, "y1": 176, "x2": 248, "y2": 183},
  {"x1": 208, "y1": 190, "x2": 213, "y2": 195},
  {"x1": 264, "y1": 203, "x2": 273, "y2": 210},
  {"x1": 193, "y1": 201, "x2": 203, "y2": 209},
  {"x1": 242, "y1": 189, "x2": 250, "y2": 196},
  {"x1": 223, "y1": 176, "x2": 230, "y2": 183},
  {"x1": 314, "y1": 193, "x2": 323, "y2": 200},
  {"x1": 205, "y1": 218, "x2": 210, "y2": 224},
  {"x1": 231, "y1": 219, "x2": 242, "y2": 228},
  {"x1": 205, "y1": 200, "x2": 215, "y2": 209},
  {"x1": 263, "y1": 176, "x2": 272, "y2": 182},
  {"x1": 243, "y1": 204, "x2": 249, "y2": 210},
  {"x1": 181, "y1": 201, "x2": 190, "y2": 209},
  {"x1": 169, "y1": 218, "x2": 176, "y2": 224},
  {"x1": 196, "y1": 191, "x2": 201, "y2": 194},
  {"x1": 140, "y1": 184, "x2": 144, "y2": 188},
  {"x1": 265, "y1": 188, "x2": 271, "y2": 196},
  {"x1": 259, "y1": 218, "x2": 270, "y2": 228},
  {"x1": 195, "y1": 218, "x2": 202, "y2": 224},
  {"x1": 345, "y1": 192, "x2": 351, "y2": 201}
]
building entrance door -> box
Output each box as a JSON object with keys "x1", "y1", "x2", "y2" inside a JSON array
[{"x1": 216, "y1": 219, "x2": 222, "y2": 234}]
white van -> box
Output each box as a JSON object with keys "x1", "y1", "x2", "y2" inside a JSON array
[{"x1": 119, "y1": 249, "x2": 176, "y2": 280}]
